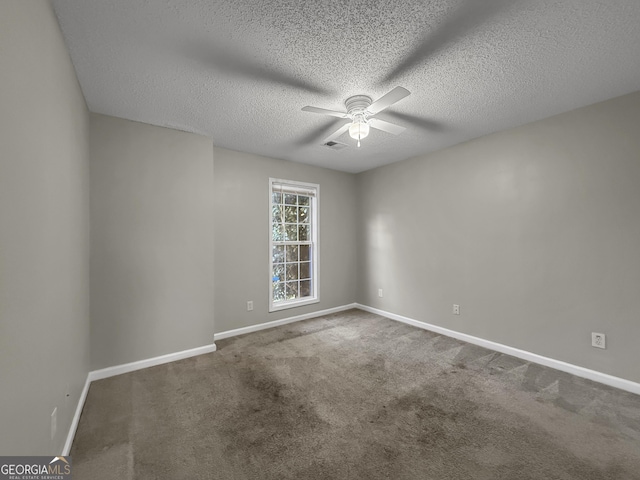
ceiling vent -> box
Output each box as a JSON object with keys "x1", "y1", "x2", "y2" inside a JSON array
[{"x1": 323, "y1": 141, "x2": 348, "y2": 150}]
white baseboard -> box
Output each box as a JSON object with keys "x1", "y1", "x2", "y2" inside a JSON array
[
  {"x1": 214, "y1": 303, "x2": 358, "y2": 341},
  {"x1": 63, "y1": 304, "x2": 356, "y2": 453},
  {"x1": 88, "y1": 343, "x2": 217, "y2": 382},
  {"x1": 63, "y1": 343, "x2": 218, "y2": 453},
  {"x1": 356, "y1": 304, "x2": 640, "y2": 395},
  {"x1": 356, "y1": 304, "x2": 640, "y2": 396},
  {"x1": 62, "y1": 374, "x2": 91, "y2": 456}
]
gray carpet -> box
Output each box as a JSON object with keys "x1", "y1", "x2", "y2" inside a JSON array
[{"x1": 71, "y1": 309, "x2": 640, "y2": 479}]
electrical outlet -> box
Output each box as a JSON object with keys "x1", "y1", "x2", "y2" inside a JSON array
[
  {"x1": 453, "y1": 304, "x2": 460, "y2": 315},
  {"x1": 591, "y1": 332, "x2": 606, "y2": 349},
  {"x1": 378, "y1": 289, "x2": 383, "y2": 298},
  {"x1": 51, "y1": 407, "x2": 57, "y2": 440},
  {"x1": 247, "y1": 301, "x2": 253, "y2": 311}
]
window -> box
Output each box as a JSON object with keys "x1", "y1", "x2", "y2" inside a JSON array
[{"x1": 269, "y1": 179, "x2": 319, "y2": 311}]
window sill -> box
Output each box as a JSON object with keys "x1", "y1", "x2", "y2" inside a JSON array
[{"x1": 269, "y1": 297, "x2": 319, "y2": 313}]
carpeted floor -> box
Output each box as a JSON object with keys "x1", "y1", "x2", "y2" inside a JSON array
[{"x1": 71, "y1": 309, "x2": 640, "y2": 479}]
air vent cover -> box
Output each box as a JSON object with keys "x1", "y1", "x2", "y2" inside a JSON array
[{"x1": 323, "y1": 141, "x2": 348, "y2": 150}]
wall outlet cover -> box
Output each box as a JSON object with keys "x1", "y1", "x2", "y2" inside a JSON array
[{"x1": 591, "y1": 332, "x2": 606, "y2": 349}]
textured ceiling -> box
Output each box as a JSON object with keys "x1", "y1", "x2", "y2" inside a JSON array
[{"x1": 52, "y1": 0, "x2": 640, "y2": 173}]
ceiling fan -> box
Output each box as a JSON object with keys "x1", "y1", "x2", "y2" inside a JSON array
[{"x1": 302, "y1": 87, "x2": 411, "y2": 147}]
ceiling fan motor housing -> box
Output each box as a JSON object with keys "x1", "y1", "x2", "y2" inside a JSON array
[{"x1": 345, "y1": 95, "x2": 372, "y2": 118}]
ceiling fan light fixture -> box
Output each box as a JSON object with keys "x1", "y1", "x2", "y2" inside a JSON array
[{"x1": 349, "y1": 121, "x2": 370, "y2": 141}]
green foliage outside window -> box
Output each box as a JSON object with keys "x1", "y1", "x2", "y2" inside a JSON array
[{"x1": 271, "y1": 190, "x2": 314, "y2": 303}]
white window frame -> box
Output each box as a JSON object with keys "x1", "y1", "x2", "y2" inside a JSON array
[{"x1": 269, "y1": 178, "x2": 319, "y2": 312}]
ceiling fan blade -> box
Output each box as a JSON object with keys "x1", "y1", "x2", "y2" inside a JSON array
[
  {"x1": 322, "y1": 122, "x2": 351, "y2": 143},
  {"x1": 302, "y1": 106, "x2": 349, "y2": 118},
  {"x1": 383, "y1": 111, "x2": 444, "y2": 132},
  {"x1": 369, "y1": 118, "x2": 406, "y2": 135},
  {"x1": 380, "y1": 0, "x2": 513, "y2": 84},
  {"x1": 185, "y1": 39, "x2": 330, "y2": 95},
  {"x1": 293, "y1": 119, "x2": 343, "y2": 147},
  {"x1": 367, "y1": 87, "x2": 411, "y2": 115}
]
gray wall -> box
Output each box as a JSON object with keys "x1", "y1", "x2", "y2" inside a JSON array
[
  {"x1": 357, "y1": 91, "x2": 640, "y2": 383},
  {"x1": 90, "y1": 114, "x2": 215, "y2": 370},
  {"x1": 0, "y1": 1, "x2": 90, "y2": 454},
  {"x1": 213, "y1": 147, "x2": 358, "y2": 333}
]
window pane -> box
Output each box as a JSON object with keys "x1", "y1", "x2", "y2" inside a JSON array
[
  {"x1": 272, "y1": 264, "x2": 284, "y2": 283},
  {"x1": 272, "y1": 245, "x2": 285, "y2": 263},
  {"x1": 286, "y1": 281, "x2": 298, "y2": 299},
  {"x1": 299, "y1": 262, "x2": 310, "y2": 280},
  {"x1": 284, "y1": 193, "x2": 297, "y2": 205},
  {"x1": 286, "y1": 245, "x2": 298, "y2": 262},
  {"x1": 272, "y1": 223, "x2": 284, "y2": 241},
  {"x1": 299, "y1": 245, "x2": 310, "y2": 262},
  {"x1": 272, "y1": 192, "x2": 282, "y2": 205},
  {"x1": 298, "y1": 196, "x2": 310, "y2": 206},
  {"x1": 273, "y1": 282, "x2": 285, "y2": 301},
  {"x1": 298, "y1": 225, "x2": 309, "y2": 241},
  {"x1": 286, "y1": 263, "x2": 299, "y2": 281},
  {"x1": 298, "y1": 206, "x2": 310, "y2": 223},
  {"x1": 272, "y1": 204, "x2": 283, "y2": 222},
  {"x1": 285, "y1": 224, "x2": 298, "y2": 241},
  {"x1": 284, "y1": 205, "x2": 297, "y2": 223},
  {"x1": 300, "y1": 280, "x2": 311, "y2": 297}
]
